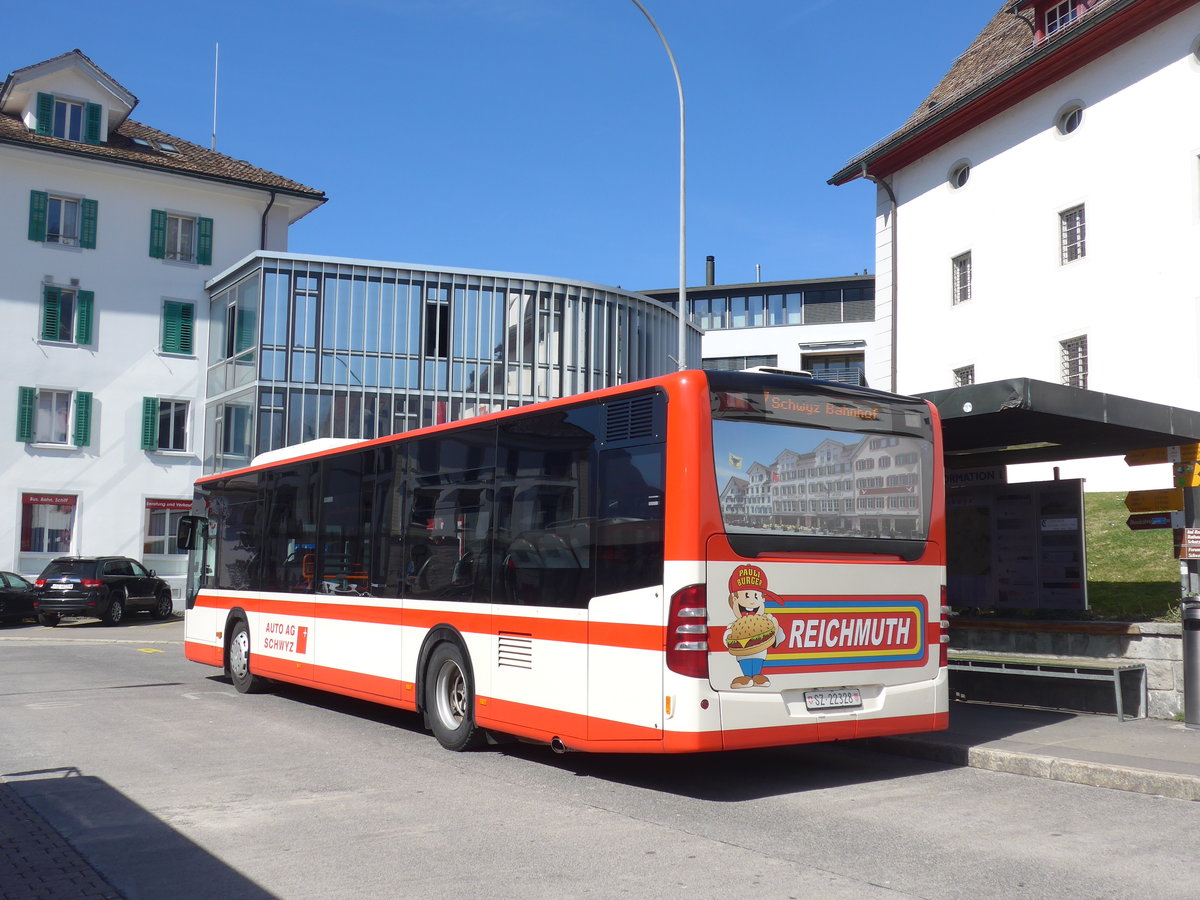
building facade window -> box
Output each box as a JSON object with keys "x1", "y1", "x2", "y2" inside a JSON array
[
  {"x1": 141, "y1": 398, "x2": 189, "y2": 452},
  {"x1": 701, "y1": 354, "x2": 778, "y2": 372},
  {"x1": 20, "y1": 493, "x2": 77, "y2": 554},
  {"x1": 17, "y1": 387, "x2": 92, "y2": 447},
  {"x1": 1061, "y1": 335, "x2": 1088, "y2": 388},
  {"x1": 1057, "y1": 105, "x2": 1083, "y2": 135},
  {"x1": 40, "y1": 286, "x2": 94, "y2": 344},
  {"x1": 149, "y1": 210, "x2": 213, "y2": 264},
  {"x1": 35, "y1": 93, "x2": 101, "y2": 144},
  {"x1": 1060, "y1": 205, "x2": 1086, "y2": 263},
  {"x1": 953, "y1": 365, "x2": 975, "y2": 387},
  {"x1": 952, "y1": 252, "x2": 972, "y2": 304},
  {"x1": 28, "y1": 191, "x2": 97, "y2": 248},
  {"x1": 801, "y1": 353, "x2": 866, "y2": 385},
  {"x1": 1045, "y1": 1, "x2": 1078, "y2": 35},
  {"x1": 161, "y1": 301, "x2": 195, "y2": 355},
  {"x1": 144, "y1": 499, "x2": 191, "y2": 556},
  {"x1": 671, "y1": 283, "x2": 873, "y2": 331}
]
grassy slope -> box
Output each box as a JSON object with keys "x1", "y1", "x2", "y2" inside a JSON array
[{"x1": 1085, "y1": 492, "x2": 1180, "y2": 621}]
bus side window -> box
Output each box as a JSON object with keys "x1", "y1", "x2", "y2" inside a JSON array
[{"x1": 595, "y1": 444, "x2": 665, "y2": 597}]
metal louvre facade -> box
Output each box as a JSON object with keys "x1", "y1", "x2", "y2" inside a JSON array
[{"x1": 203, "y1": 252, "x2": 698, "y2": 473}]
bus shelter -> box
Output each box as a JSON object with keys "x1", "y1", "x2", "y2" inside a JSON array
[{"x1": 919, "y1": 378, "x2": 1200, "y2": 613}]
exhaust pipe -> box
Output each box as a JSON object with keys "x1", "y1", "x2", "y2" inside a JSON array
[{"x1": 550, "y1": 736, "x2": 568, "y2": 754}]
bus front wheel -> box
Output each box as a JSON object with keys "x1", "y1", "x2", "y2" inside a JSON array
[
  {"x1": 425, "y1": 642, "x2": 484, "y2": 751},
  {"x1": 228, "y1": 620, "x2": 268, "y2": 694}
]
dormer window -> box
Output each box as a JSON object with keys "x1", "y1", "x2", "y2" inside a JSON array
[
  {"x1": 1045, "y1": 2, "x2": 1079, "y2": 36},
  {"x1": 35, "y1": 92, "x2": 101, "y2": 144},
  {"x1": 54, "y1": 98, "x2": 83, "y2": 140}
]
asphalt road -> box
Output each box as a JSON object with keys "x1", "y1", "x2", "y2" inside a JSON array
[{"x1": 1, "y1": 618, "x2": 1196, "y2": 899}]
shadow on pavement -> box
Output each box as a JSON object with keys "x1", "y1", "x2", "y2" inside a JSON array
[{"x1": 2, "y1": 767, "x2": 277, "y2": 900}]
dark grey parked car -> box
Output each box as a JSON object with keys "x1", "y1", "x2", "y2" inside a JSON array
[
  {"x1": 34, "y1": 557, "x2": 174, "y2": 626},
  {"x1": 0, "y1": 571, "x2": 37, "y2": 624}
]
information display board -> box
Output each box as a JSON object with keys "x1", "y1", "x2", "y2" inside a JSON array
[{"x1": 947, "y1": 479, "x2": 1087, "y2": 611}]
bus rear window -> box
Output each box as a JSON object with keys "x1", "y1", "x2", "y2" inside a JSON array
[{"x1": 710, "y1": 385, "x2": 934, "y2": 557}]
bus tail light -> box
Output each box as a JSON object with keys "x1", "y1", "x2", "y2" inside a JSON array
[
  {"x1": 666, "y1": 584, "x2": 709, "y2": 679},
  {"x1": 939, "y1": 587, "x2": 950, "y2": 668}
]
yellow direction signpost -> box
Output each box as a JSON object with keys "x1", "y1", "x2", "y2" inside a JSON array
[
  {"x1": 1123, "y1": 488, "x2": 1185, "y2": 513},
  {"x1": 1124, "y1": 444, "x2": 1200, "y2": 467}
]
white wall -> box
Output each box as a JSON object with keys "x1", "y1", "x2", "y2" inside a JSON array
[
  {"x1": 702, "y1": 319, "x2": 875, "y2": 380},
  {"x1": 0, "y1": 144, "x2": 274, "y2": 581},
  {"x1": 877, "y1": 7, "x2": 1200, "y2": 491}
]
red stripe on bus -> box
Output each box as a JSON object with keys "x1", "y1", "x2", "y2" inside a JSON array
[
  {"x1": 194, "y1": 594, "x2": 667, "y2": 653},
  {"x1": 184, "y1": 641, "x2": 222, "y2": 667},
  {"x1": 476, "y1": 696, "x2": 663, "y2": 746},
  {"x1": 719, "y1": 711, "x2": 948, "y2": 751}
]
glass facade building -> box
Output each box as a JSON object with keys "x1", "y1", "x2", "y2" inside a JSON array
[{"x1": 204, "y1": 252, "x2": 699, "y2": 473}]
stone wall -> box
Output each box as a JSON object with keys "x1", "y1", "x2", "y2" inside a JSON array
[{"x1": 949, "y1": 620, "x2": 1184, "y2": 719}]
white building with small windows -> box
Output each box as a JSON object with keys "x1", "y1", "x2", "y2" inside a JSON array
[
  {"x1": 0, "y1": 50, "x2": 325, "y2": 585},
  {"x1": 829, "y1": 0, "x2": 1200, "y2": 489}
]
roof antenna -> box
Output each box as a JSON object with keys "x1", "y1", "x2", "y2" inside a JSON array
[{"x1": 211, "y1": 42, "x2": 219, "y2": 150}]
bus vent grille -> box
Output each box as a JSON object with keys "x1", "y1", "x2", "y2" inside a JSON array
[
  {"x1": 498, "y1": 632, "x2": 533, "y2": 669},
  {"x1": 605, "y1": 395, "x2": 657, "y2": 443}
]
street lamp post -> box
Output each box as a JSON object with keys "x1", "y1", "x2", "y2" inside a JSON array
[{"x1": 628, "y1": 0, "x2": 687, "y2": 370}]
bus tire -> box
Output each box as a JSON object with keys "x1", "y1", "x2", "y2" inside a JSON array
[
  {"x1": 425, "y1": 642, "x2": 485, "y2": 751},
  {"x1": 228, "y1": 619, "x2": 268, "y2": 694}
]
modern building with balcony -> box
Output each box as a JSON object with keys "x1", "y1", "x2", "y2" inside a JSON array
[{"x1": 640, "y1": 266, "x2": 875, "y2": 385}]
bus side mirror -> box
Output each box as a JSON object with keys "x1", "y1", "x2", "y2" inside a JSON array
[{"x1": 177, "y1": 515, "x2": 204, "y2": 551}]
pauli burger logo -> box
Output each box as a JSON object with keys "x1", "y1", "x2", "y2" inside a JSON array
[{"x1": 722, "y1": 565, "x2": 784, "y2": 689}]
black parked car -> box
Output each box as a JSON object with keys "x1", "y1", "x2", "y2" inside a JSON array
[
  {"x1": 34, "y1": 557, "x2": 175, "y2": 626},
  {"x1": 0, "y1": 571, "x2": 37, "y2": 624}
]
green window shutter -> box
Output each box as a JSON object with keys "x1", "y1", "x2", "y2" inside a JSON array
[
  {"x1": 162, "y1": 301, "x2": 195, "y2": 354},
  {"x1": 41, "y1": 287, "x2": 61, "y2": 341},
  {"x1": 17, "y1": 387, "x2": 36, "y2": 442},
  {"x1": 73, "y1": 392, "x2": 93, "y2": 447},
  {"x1": 28, "y1": 190, "x2": 48, "y2": 241},
  {"x1": 75, "y1": 291, "x2": 94, "y2": 345},
  {"x1": 141, "y1": 397, "x2": 159, "y2": 450},
  {"x1": 84, "y1": 103, "x2": 102, "y2": 144},
  {"x1": 80, "y1": 199, "x2": 98, "y2": 249},
  {"x1": 36, "y1": 93, "x2": 53, "y2": 136},
  {"x1": 149, "y1": 209, "x2": 167, "y2": 259},
  {"x1": 196, "y1": 217, "x2": 214, "y2": 265}
]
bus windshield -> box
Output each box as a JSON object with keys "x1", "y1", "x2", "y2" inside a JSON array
[{"x1": 710, "y1": 380, "x2": 935, "y2": 557}]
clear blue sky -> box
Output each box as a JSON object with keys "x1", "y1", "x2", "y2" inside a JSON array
[{"x1": 8, "y1": 0, "x2": 1003, "y2": 291}]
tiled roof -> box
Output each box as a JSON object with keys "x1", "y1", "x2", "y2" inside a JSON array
[
  {"x1": 0, "y1": 108, "x2": 325, "y2": 199},
  {"x1": 899, "y1": 3, "x2": 1035, "y2": 132}
]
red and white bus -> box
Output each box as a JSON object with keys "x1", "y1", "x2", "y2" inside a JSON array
[{"x1": 181, "y1": 369, "x2": 947, "y2": 753}]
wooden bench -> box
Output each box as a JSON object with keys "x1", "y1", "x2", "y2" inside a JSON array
[{"x1": 947, "y1": 650, "x2": 1147, "y2": 721}]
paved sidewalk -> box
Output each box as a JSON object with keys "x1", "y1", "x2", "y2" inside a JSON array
[
  {"x1": 870, "y1": 700, "x2": 1200, "y2": 801},
  {"x1": 1, "y1": 704, "x2": 1194, "y2": 898},
  {"x1": 0, "y1": 779, "x2": 122, "y2": 899}
]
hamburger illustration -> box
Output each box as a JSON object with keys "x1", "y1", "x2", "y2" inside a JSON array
[{"x1": 725, "y1": 613, "x2": 777, "y2": 657}]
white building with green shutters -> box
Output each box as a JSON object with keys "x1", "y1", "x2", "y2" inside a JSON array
[{"x1": 1, "y1": 50, "x2": 325, "y2": 589}]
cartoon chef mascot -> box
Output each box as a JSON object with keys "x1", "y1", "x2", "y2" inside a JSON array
[{"x1": 723, "y1": 564, "x2": 785, "y2": 689}]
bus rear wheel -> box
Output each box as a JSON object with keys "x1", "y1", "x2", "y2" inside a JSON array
[{"x1": 425, "y1": 643, "x2": 484, "y2": 751}]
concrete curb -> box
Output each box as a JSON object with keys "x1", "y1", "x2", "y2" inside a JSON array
[{"x1": 870, "y1": 737, "x2": 1200, "y2": 803}]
